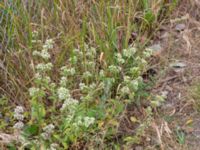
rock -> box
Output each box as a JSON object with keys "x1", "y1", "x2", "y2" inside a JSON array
[
  {"x1": 170, "y1": 62, "x2": 187, "y2": 68},
  {"x1": 135, "y1": 146, "x2": 143, "y2": 150},
  {"x1": 148, "y1": 44, "x2": 162, "y2": 56},
  {"x1": 160, "y1": 32, "x2": 169, "y2": 39},
  {"x1": 175, "y1": 23, "x2": 186, "y2": 31}
]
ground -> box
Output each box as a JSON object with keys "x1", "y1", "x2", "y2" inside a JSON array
[{"x1": 146, "y1": 1, "x2": 200, "y2": 149}]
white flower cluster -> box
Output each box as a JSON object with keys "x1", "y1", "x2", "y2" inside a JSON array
[
  {"x1": 85, "y1": 46, "x2": 96, "y2": 58},
  {"x1": 60, "y1": 66, "x2": 76, "y2": 76},
  {"x1": 29, "y1": 87, "x2": 40, "y2": 97},
  {"x1": 85, "y1": 61, "x2": 96, "y2": 69},
  {"x1": 115, "y1": 53, "x2": 125, "y2": 64},
  {"x1": 59, "y1": 76, "x2": 67, "y2": 86},
  {"x1": 13, "y1": 106, "x2": 24, "y2": 130},
  {"x1": 73, "y1": 116, "x2": 95, "y2": 128},
  {"x1": 41, "y1": 124, "x2": 55, "y2": 140},
  {"x1": 108, "y1": 65, "x2": 121, "y2": 74},
  {"x1": 33, "y1": 49, "x2": 50, "y2": 60},
  {"x1": 143, "y1": 48, "x2": 153, "y2": 58},
  {"x1": 122, "y1": 47, "x2": 137, "y2": 58},
  {"x1": 73, "y1": 48, "x2": 83, "y2": 57},
  {"x1": 49, "y1": 143, "x2": 59, "y2": 150},
  {"x1": 32, "y1": 39, "x2": 53, "y2": 60},
  {"x1": 43, "y1": 39, "x2": 54, "y2": 50},
  {"x1": 57, "y1": 87, "x2": 70, "y2": 100},
  {"x1": 83, "y1": 71, "x2": 92, "y2": 79},
  {"x1": 60, "y1": 97, "x2": 79, "y2": 111},
  {"x1": 36, "y1": 63, "x2": 53, "y2": 72}
]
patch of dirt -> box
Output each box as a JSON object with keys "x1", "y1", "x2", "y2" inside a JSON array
[{"x1": 148, "y1": 1, "x2": 200, "y2": 150}]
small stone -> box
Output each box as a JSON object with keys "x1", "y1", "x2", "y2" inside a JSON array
[
  {"x1": 135, "y1": 146, "x2": 143, "y2": 150},
  {"x1": 148, "y1": 44, "x2": 162, "y2": 56},
  {"x1": 5, "y1": 117, "x2": 10, "y2": 123},
  {"x1": 170, "y1": 62, "x2": 187, "y2": 68},
  {"x1": 175, "y1": 23, "x2": 186, "y2": 31},
  {"x1": 0, "y1": 113, "x2": 3, "y2": 119},
  {"x1": 160, "y1": 32, "x2": 169, "y2": 39}
]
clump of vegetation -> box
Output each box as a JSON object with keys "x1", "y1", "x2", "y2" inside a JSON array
[{"x1": 0, "y1": 0, "x2": 177, "y2": 149}]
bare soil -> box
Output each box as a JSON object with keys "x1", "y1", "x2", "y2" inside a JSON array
[{"x1": 147, "y1": 1, "x2": 200, "y2": 150}]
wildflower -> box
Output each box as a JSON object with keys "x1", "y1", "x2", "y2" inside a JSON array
[
  {"x1": 115, "y1": 53, "x2": 125, "y2": 64},
  {"x1": 41, "y1": 132, "x2": 50, "y2": 140},
  {"x1": 59, "y1": 76, "x2": 67, "y2": 86},
  {"x1": 40, "y1": 49, "x2": 51, "y2": 59},
  {"x1": 79, "y1": 82, "x2": 89, "y2": 91},
  {"x1": 60, "y1": 98, "x2": 79, "y2": 111},
  {"x1": 130, "y1": 80, "x2": 139, "y2": 91},
  {"x1": 123, "y1": 76, "x2": 131, "y2": 83},
  {"x1": 143, "y1": 48, "x2": 153, "y2": 58},
  {"x1": 14, "y1": 114, "x2": 24, "y2": 121},
  {"x1": 86, "y1": 61, "x2": 96, "y2": 69},
  {"x1": 33, "y1": 49, "x2": 50, "y2": 60},
  {"x1": 89, "y1": 83, "x2": 96, "y2": 89},
  {"x1": 83, "y1": 71, "x2": 92, "y2": 79},
  {"x1": 120, "y1": 86, "x2": 130, "y2": 95},
  {"x1": 43, "y1": 76, "x2": 51, "y2": 84},
  {"x1": 60, "y1": 67, "x2": 76, "y2": 76},
  {"x1": 14, "y1": 106, "x2": 24, "y2": 114},
  {"x1": 86, "y1": 47, "x2": 96, "y2": 58},
  {"x1": 43, "y1": 39, "x2": 54, "y2": 50},
  {"x1": 99, "y1": 70, "x2": 105, "y2": 78},
  {"x1": 50, "y1": 143, "x2": 59, "y2": 150},
  {"x1": 43, "y1": 124, "x2": 55, "y2": 134},
  {"x1": 122, "y1": 47, "x2": 137, "y2": 58},
  {"x1": 32, "y1": 30, "x2": 39, "y2": 38},
  {"x1": 108, "y1": 65, "x2": 121, "y2": 74},
  {"x1": 65, "y1": 115, "x2": 73, "y2": 124},
  {"x1": 83, "y1": 117, "x2": 95, "y2": 127},
  {"x1": 29, "y1": 87, "x2": 40, "y2": 97},
  {"x1": 36, "y1": 63, "x2": 53, "y2": 72},
  {"x1": 57, "y1": 87, "x2": 70, "y2": 100},
  {"x1": 13, "y1": 121, "x2": 24, "y2": 130}
]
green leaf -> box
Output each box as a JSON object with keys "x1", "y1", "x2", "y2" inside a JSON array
[{"x1": 23, "y1": 124, "x2": 39, "y2": 137}]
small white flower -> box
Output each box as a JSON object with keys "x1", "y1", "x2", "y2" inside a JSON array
[
  {"x1": 43, "y1": 39, "x2": 54, "y2": 50},
  {"x1": 32, "y1": 50, "x2": 40, "y2": 56},
  {"x1": 43, "y1": 124, "x2": 55, "y2": 134},
  {"x1": 115, "y1": 53, "x2": 125, "y2": 64},
  {"x1": 57, "y1": 87, "x2": 70, "y2": 100},
  {"x1": 122, "y1": 47, "x2": 137, "y2": 58},
  {"x1": 59, "y1": 76, "x2": 67, "y2": 86},
  {"x1": 108, "y1": 65, "x2": 121, "y2": 73},
  {"x1": 120, "y1": 86, "x2": 130, "y2": 95},
  {"x1": 83, "y1": 71, "x2": 92, "y2": 79},
  {"x1": 14, "y1": 106, "x2": 24, "y2": 114},
  {"x1": 130, "y1": 80, "x2": 139, "y2": 91},
  {"x1": 50, "y1": 143, "x2": 59, "y2": 150},
  {"x1": 124, "y1": 76, "x2": 131, "y2": 83},
  {"x1": 99, "y1": 70, "x2": 105, "y2": 78},
  {"x1": 144, "y1": 48, "x2": 153, "y2": 57},
  {"x1": 79, "y1": 83, "x2": 88, "y2": 91},
  {"x1": 60, "y1": 67, "x2": 76, "y2": 76},
  {"x1": 32, "y1": 31, "x2": 38, "y2": 38},
  {"x1": 83, "y1": 117, "x2": 95, "y2": 127},
  {"x1": 13, "y1": 121, "x2": 24, "y2": 130},
  {"x1": 41, "y1": 132, "x2": 50, "y2": 140},
  {"x1": 14, "y1": 114, "x2": 24, "y2": 121},
  {"x1": 36, "y1": 63, "x2": 53, "y2": 72},
  {"x1": 29, "y1": 87, "x2": 40, "y2": 97},
  {"x1": 60, "y1": 98, "x2": 79, "y2": 111}
]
